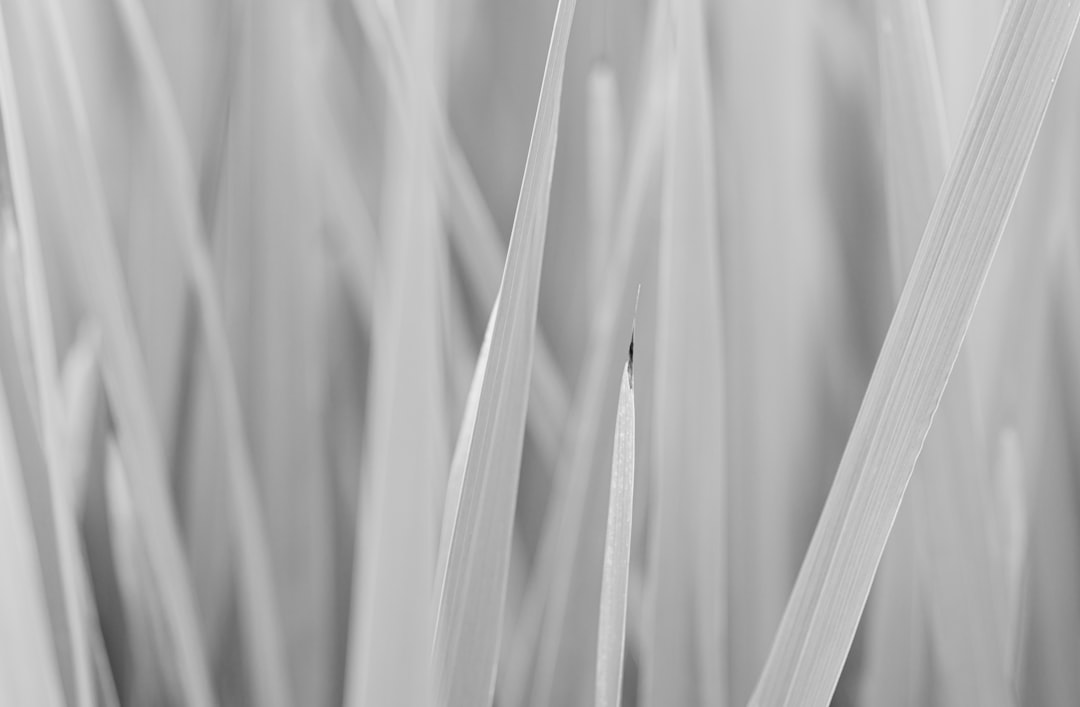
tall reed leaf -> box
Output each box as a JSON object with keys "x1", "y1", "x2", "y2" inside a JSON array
[
  {"x1": 751, "y1": 0, "x2": 1080, "y2": 703},
  {"x1": 594, "y1": 335, "x2": 636, "y2": 707},
  {"x1": 432, "y1": 0, "x2": 580, "y2": 702},
  {"x1": 645, "y1": 0, "x2": 726, "y2": 702},
  {"x1": 870, "y1": 0, "x2": 1011, "y2": 703}
]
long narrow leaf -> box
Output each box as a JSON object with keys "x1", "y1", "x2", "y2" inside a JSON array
[
  {"x1": 751, "y1": 0, "x2": 1080, "y2": 704},
  {"x1": 870, "y1": 0, "x2": 1012, "y2": 703},
  {"x1": 432, "y1": 0, "x2": 580, "y2": 702},
  {"x1": 594, "y1": 335, "x2": 636, "y2": 707},
  {"x1": 645, "y1": 0, "x2": 727, "y2": 703}
]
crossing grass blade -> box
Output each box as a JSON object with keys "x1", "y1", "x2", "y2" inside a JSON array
[
  {"x1": 869, "y1": 0, "x2": 1012, "y2": 703},
  {"x1": 431, "y1": 0, "x2": 581, "y2": 702},
  {"x1": 751, "y1": 0, "x2": 1080, "y2": 704},
  {"x1": 594, "y1": 335, "x2": 636, "y2": 707}
]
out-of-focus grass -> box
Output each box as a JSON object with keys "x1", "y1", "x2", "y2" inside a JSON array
[{"x1": 1, "y1": 0, "x2": 1080, "y2": 706}]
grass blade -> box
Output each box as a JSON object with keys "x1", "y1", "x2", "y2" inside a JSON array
[
  {"x1": 504, "y1": 9, "x2": 666, "y2": 703},
  {"x1": 751, "y1": 0, "x2": 1080, "y2": 703},
  {"x1": 0, "y1": 7, "x2": 97, "y2": 704},
  {"x1": 586, "y1": 63, "x2": 622, "y2": 303},
  {"x1": 344, "y1": 0, "x2": 448, "y2": 703},
  {"x1": 594, "y1": 334, "x2": 636, "y2": 707},
  {"x1": 870, "y1": 0, "x2": 1012, "y2": 703},
  {"x1": 0, "y1": 361, "x2": 64, "y2": 707},
  {"x1": 645, "y1": 0, "x2": 727, "y2": 702},
  {"x1": 105, "y1": 1, "x2": 296, "y2": 704},
  {"x1": 432, "y1": 0, "x2": 580, "y2": 701},
  {"x1": 346, "y1": 0, "x2": 570, "y2": 471}
]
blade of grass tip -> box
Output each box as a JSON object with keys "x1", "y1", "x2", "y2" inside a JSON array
[
  {"x1": 750, "y1": 0, "x2": 1080, "y2": 704},
  {"x1": 343, "y1": 0, "x2": 448, "y2": 703},
  {"x1": 9, "y1": 0, "x2": 217, "y2": 703},
  {"x1": 506, "y1": 8, "x2": 667, "y2": 704},
  {"x1": 595, "y1": 328, "x2": 636, "y2": 707},
  {"x1": 871, "y1": 0, "x2": 1012, "y2": 703},
  {"x1": 0, "y1": 369, "x2": 64, "y2": 707},
  {"x1": 431, "y1": 0, "x2": 581, "y2": 702},
  {"x1": 347, "y1": 0, "x2": 570, "y2": 473},
  {"x1": 586, "y1": 62, "x2": 622, "y2": 304},
  {"x1": 646, "y1": 0, "x2": 726, "y2": 703},
  {"x1": 107, "y1": 1, "x2": 295, "y2": 704}
]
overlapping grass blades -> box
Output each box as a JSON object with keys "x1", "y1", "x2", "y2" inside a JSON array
[
  {"x1": 432, "y1": 0, "x2": 580, "y2": 702},
  {"x1": 5, "y1": 0, "x2": 216, "y2": 702},
  {"x1": 751, "y1": 0, "x2": 1080, "y2": 703},
  {"x1": 346, "y1": 0, "x2": 569, "y2": 470},
  {"x1": 0, "y1": 5, "x2": 95, "y2": 704},
  {"x1": 106, "y1": 0, "x2": 293, "y2": 703}
]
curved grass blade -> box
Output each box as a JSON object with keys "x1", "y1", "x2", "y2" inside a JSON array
[
  {"x1": 432, "y1": 0, "x2": 581, "y2": 702},
  {"x1": 751, "y1": 0, "x2": 1080, "y2": 704},
  {"x1": 594, "y1": 333, "x2": 636, "y2": 707}
]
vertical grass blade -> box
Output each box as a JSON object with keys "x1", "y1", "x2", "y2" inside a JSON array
[
  {"x1": 751, "y1": 0, "x2": 1080, "y2": 703},
  {"x1": 595, "y1": 335, "x2": 636, "y2": 707},
  {"x1": 432, "y1": 0, "x2": 580, "y2": 702},
  {"x1": 344, "y1": 0, "x2": 448, "y2": 703},
  {"x1": 645, "y1": 0, "x2": 727, "y2": 702}
]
